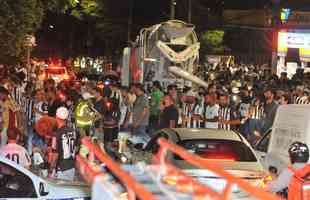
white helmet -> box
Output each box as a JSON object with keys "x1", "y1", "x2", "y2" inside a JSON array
[{"x1": 56, "y1": 107, "x2": 69, "y2": 120}]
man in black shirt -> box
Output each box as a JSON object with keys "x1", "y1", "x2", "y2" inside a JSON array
[
  {"x1": 54, "y1": 107, "x2": 78, "y2": 181},
  {"x1": 159, "y1": 95, "x2": 179, "y2": 129}
]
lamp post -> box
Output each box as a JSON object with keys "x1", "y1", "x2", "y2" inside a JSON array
[
  {"x1": 24, "y1": 34, "x2": 36, "y2": 81},
  {"x1": 188, "y1": 0, "x2": 192, "y2": 23},
  {"x1": 170, "y1": 0, "x2": 176, "y2": 20}
]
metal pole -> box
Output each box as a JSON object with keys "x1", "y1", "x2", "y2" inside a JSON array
[
  {"x1": 188, "y1": 0, "x2": 192, "y2": 23},
  {"x1": 170, "y1": 0, "x2": 176, "y2": 20}
]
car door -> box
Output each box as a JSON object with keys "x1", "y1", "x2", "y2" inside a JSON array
[
  {"x1": 144, "y1": 131, "x2": 170, "y2": 154},
  {"x1": 254, "y1": 129, "x2": 271, "y2": 169},
  {"x1": 0, "y1": 159, "x2": 38, "y2": 199}
]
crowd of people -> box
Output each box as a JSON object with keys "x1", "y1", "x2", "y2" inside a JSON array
[{"x1": 1, "y1": 63, "x2": 310, "y2": 182}]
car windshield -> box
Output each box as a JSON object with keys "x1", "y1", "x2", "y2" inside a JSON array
[{"x1": 175, "y1": 139, "x2": 257, "y2": 162}]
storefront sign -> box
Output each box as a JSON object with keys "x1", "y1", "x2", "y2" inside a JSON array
[{"x1": 278, "y1": 32, "x2": 310, "y2": 49}]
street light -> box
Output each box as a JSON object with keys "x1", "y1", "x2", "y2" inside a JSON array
[{"x1": 24, "y1": 34, "x2": 36, "y2": 81}]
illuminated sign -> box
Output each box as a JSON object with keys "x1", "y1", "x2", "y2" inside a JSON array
[
  {"x1": 281, "y1": 9, "x2": 291, "y2": 23},
  {"x1": 278, "y1": 32, "x2": 310, "y2": 49}
]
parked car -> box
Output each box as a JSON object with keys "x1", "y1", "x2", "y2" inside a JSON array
[
  {"x1": 0, "y1": 156, "x2": 90, "y2": 199},
  {"x1": 123, "y1": 128, "x2": 267, "y2": 199}
]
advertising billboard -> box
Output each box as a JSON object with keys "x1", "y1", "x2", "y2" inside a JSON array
[
  {"x1": 278, "y1": 32, "x2": 310, "y2": 49},
  {"x1": 278, "y1": 31, "x2": 310, "y2": 60}
]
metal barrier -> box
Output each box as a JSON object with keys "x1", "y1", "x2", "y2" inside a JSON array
[
  {"x1": 76, "y1": 137, "x2": 156, "y2": 200},
  {"x1": 76, "y1": 137, "x2": 282, "y2": 200},
  {"x1": 155, "y1": 138, "x2": 282, "y2": 200}
]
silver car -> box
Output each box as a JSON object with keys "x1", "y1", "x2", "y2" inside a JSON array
[{"x1": 126, "y1": 128, "x2": 267, "y2": 199}]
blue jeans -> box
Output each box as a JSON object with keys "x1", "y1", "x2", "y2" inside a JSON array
[
  {"x1": 245, "y1": 119, "x2": 264, "y2": 144},
  {"x1": 27, "y1": 126, "x2": 46, "y2": 155},
  {"x1": 132, "y1": 125, "x2": 150, "y2": 145}
]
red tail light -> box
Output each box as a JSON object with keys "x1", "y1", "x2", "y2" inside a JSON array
[{"x1": 200, "y1": 152, "x2": 236, "y2": 162}]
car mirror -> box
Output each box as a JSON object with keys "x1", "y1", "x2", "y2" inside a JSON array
[{"x1": 39, "y1": 182, "x2": 49, "y2": 196}]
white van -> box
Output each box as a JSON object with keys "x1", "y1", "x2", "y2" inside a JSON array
[{"x1": 255, "y1": 104, "x2": 310, "y2": 173}]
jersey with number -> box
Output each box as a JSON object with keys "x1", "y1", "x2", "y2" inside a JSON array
[
  {"x1": 56, "y1": 126, "x2": 78, "y2": 171},
  {"x1": 0, "y1": 143, "x2": 31, "y2": 168}
]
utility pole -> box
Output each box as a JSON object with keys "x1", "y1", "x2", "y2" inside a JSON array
[
  {"x1": 128, "y1": 0, "x2": 133, "y2": 43},
  {"x1": 170, "y1": 0, "x2": 176, "y2": 20},
  {"x1": 188, "y1": 0, "x2": 192, "y2": 23}
]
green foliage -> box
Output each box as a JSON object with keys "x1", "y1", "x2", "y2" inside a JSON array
[
  {"x1": 202, "y1": 30, "x2": 224, "y2": 48},
  {"x1": 45, "y1": 0, "x2": 102, "y2": 19},
  {"x1": 201, "y1": 30, "x2": 225, "y2": 54},
  {"x1": 200, "y1": 30, "x2": 225, "y2": 54},
  {"x1": 0, "y1": 0, "x2": 44, "y2": 64}
]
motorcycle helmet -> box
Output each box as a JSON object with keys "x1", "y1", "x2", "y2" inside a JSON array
[{"x1": 288, "y1": 142, "x2": 309, "y2": 164}]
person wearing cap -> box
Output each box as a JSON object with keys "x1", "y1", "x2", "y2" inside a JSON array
[{"x1": 53, "y1": 107, "x2": 78, "y2": 181}]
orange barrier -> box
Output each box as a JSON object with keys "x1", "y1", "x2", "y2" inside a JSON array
[
  {"x1": 155, "y1": 138, "x2": 282, "y2": 200},
  {"x1": 76, "y1": 137, "x2": 157, "y2": 200}
]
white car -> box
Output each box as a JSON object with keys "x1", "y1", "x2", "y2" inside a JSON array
[
  {"x1": 124, "y1": 128, "x2": 267, "y2": 199},
  {"x1": 0, "y1": 156, "x2": 90, "y2": 199},
  {"x1": 41, "y1": 66, "x2": 72, "y2": 83}
]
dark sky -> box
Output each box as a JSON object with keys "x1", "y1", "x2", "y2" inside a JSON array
[{"x1": 33, "y1": 0, "x2": 310, "y2": 58}]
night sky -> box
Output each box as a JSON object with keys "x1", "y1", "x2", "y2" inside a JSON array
[{"x1": 33, "y1": 0, "x2": 310, "y2": 59}]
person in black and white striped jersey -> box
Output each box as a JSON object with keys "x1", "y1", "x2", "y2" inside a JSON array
[
  {"x1": 204, "y1": 93, "x2": 219, "y2": 129},
  {"x1": 181, "y1": 90, "x2": 203, "y2": 128},
  {"x1": 218, "y1": 92, "x2": 241, "y2": 131},
  {"x1": 293, "y1": 85, "x2": 309, "y2": 104}
]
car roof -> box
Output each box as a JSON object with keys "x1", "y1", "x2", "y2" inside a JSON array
[{"x1": 163, "y1": 128, "x2": 243, "y2": 142}]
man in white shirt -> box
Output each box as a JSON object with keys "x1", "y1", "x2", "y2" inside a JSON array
[
  {"x1": 0, "y1": 128, "x2": 31, "y2": 169},
  {"x1": 204, "y1": 93, "x2": 219, "y2": 129}
]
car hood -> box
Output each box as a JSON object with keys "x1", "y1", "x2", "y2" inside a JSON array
[
  {"x1": 45, "y1": 179, "x2": 91, "y2": 198},
  {"x1": 178, "y1": 161, "x2": 266, "y2": 188},
  {"x1": 182, "y1": 164, "x2": 266, "y2": 199},
  {"x1": 174, "y1": 160, "x2": 264, "y2": 172}
]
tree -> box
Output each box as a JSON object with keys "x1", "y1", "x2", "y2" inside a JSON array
[
  {"x1": 0, "y1": 0, "x2": 44, "y2": 64},
  {"x1": 45, "y1": 0, "x2": 103, "y2": 19},
  {"x1": 200, "y1": 30, "x2": 225, "y2": 58}
]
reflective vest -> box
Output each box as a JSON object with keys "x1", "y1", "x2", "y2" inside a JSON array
[
  {"x1": 75, "y1": 100, "x2": 97, "y2": 128},
  {"x1": 288, "y1": 164, "x2": 310, "y2": 200}
]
